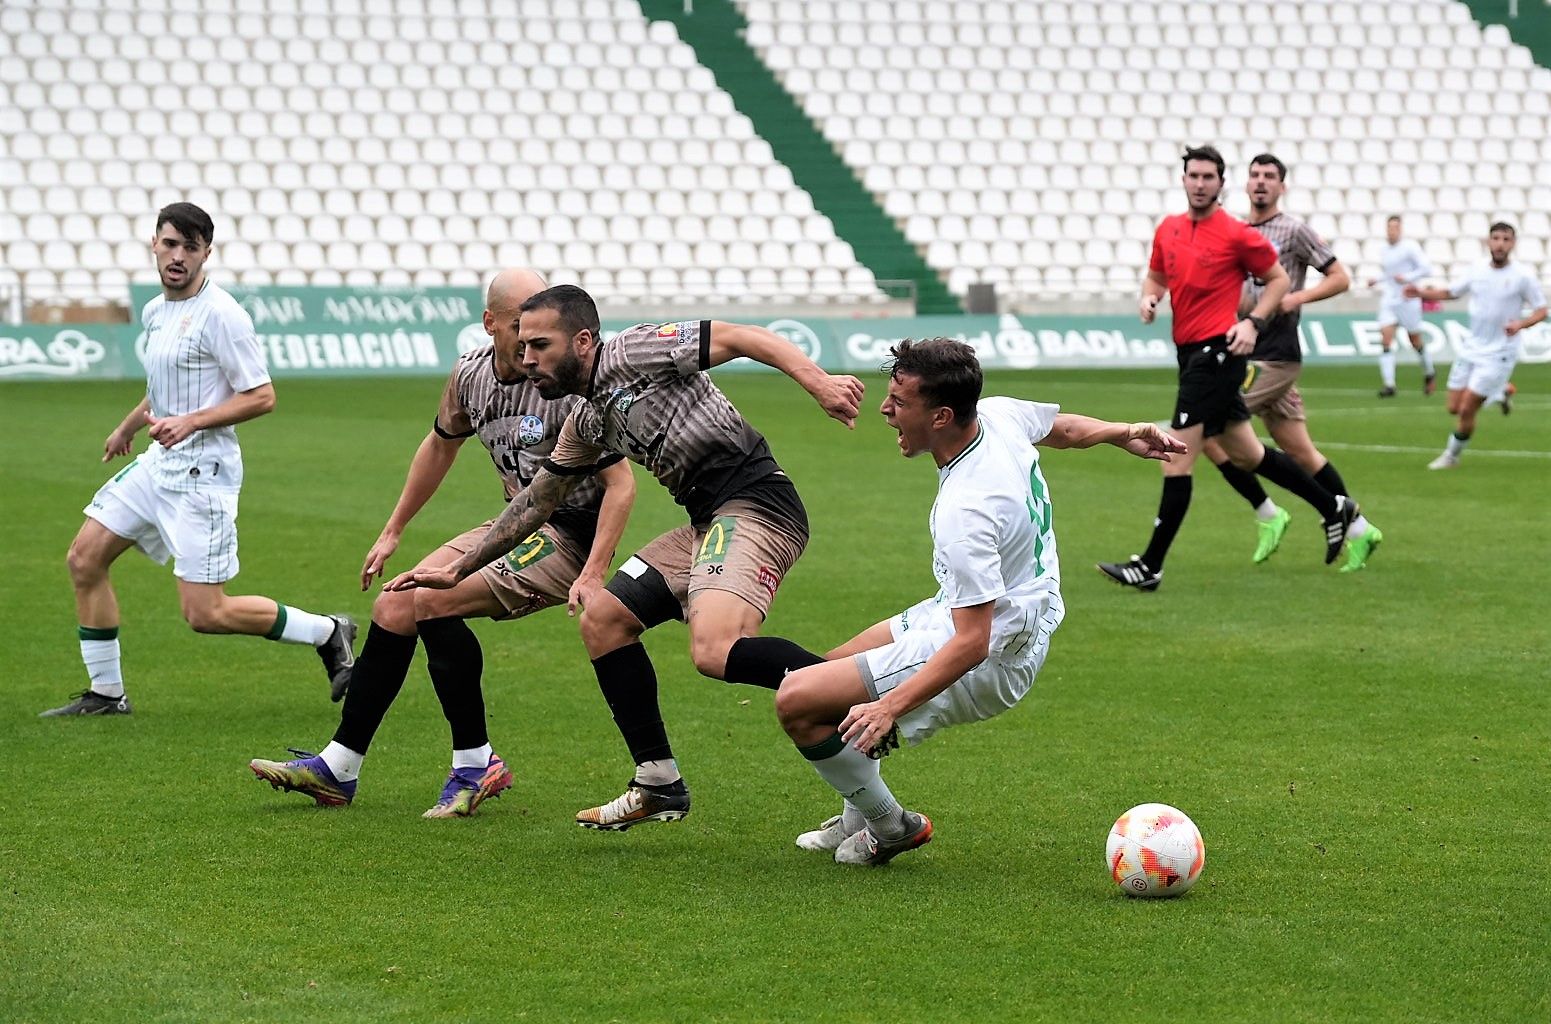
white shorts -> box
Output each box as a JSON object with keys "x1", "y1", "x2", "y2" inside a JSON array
[
  {"x1": 1446, "y1": 350, "x2": 1516, "y2": 399},
  {"x1": 855, "y1": 594, "x2": 1062, "y2": 746},
  {"x1": 84, "y1": 457, "x2": 241, "y2": 584},
  {"x1": 1377, "y1": 297, "x2": 1423, "y2": 333}
]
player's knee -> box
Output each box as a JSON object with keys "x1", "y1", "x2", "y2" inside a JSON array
[
  {"x1": 366, "y1": 587, "x2": 415, "y2": 634},
  {"x1": 773, "y1": 669, "x2": 813, "y2": 727},
  {"x1": 689, "y1": 632, "x2": 736, "y2": 680},
  {"x1": 65, "y1": 541, "x2": 103, "y2": 585},
  {"x1": 181, "y1": 601, "x2": 224, "y2": 634},
  {"x1": 579, "y1": 598, "x2": 639, "y2": 657}
]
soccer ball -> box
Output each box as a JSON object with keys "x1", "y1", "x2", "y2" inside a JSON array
[{"x1": 1106, "y1": 803, "x2": 1205, "y2": 898}]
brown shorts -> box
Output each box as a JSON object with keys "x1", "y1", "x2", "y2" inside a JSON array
[
  {"x1": 633, "y1": 499, "x2": 809, "y2": 620},
  {"x1": 1243, "y1": 360, "x2": 1306, "y2": 423},
  {"x1": 444, "y1": 521, "x2": 587, "y2": 621}
]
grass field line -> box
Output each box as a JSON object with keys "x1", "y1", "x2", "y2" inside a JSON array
[
  {"x1": 1298, "y1": 440, "x2": 1551, "y2": 459},
  {"x1": 1086, "y1": 379, "x2": 1551, "y2": 406}
]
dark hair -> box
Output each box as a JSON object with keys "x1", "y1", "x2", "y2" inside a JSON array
[
  {"x1": 883, "y1": 337, "x2": 982, "y2": 426},
  {"x1": 155, "y1": 202, "x2": 214, "y2": 246},
  {"x1": 1386, "y1": 215, "x2": 1402, "y2": 225},
  {"x1": 1248, "y1": 153, "x2": 1287, "y2": 181},
  {"x1": 519, "y1": 284, "x2": 600, "y2": 338},
  {"x1": 1489, "y1": 221, "x2": 1516, "y2": 237},
  {"x1": 1181, "y1": 144, "x2": 1225, "y2": 179}
]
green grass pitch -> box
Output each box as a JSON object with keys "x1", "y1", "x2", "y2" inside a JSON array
[{"x1": 2, "y1": 364, "x2": 1547, "y2": 1023}]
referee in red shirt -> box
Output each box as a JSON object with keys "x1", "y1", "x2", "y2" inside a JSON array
[{"x1": 1098, "y1": 146, "x2": 1357, "y2": 591}]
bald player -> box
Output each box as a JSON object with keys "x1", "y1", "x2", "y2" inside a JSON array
[
  {"x1": 250, "y1": 270, "x2": 638, "y2": 818},
  {"x1": 387, "y1": 285, "x2": 865, "y2": 832}
]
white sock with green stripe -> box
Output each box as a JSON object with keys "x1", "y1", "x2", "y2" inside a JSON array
[
  {"x1": 79, "y1": 625, "x2": 124, "y2": 698},
  {"x1": 265, "y1": 603, "x2": 336, "y2": 645},
  {"x1": 797, "y1": 733, "x2": 907, "y2": 839}
]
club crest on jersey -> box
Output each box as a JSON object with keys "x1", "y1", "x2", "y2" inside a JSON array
[
  {"x1": 517, "y1": 414, "x2": 544, "y2": 446},
  {"x1": 607, "y1": 387, "x2": 636, "y2": 416}
]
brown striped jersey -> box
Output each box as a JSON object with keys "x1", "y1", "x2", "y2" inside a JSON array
[
  {"x1": 1241, "y1": 212, "x2": 1338, "y2": 363},
  {"x1": 544, "y1": 320, "x2": 806, "y2": 529},
  {"x1": 435, "y1": 344, "x2": 620, "y2": 544}
]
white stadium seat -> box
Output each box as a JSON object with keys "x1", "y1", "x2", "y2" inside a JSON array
[
  {"x1": 0, "y1": 2, "x2": 879, "y2": 307},
  {"x1": 733, "y1": 0, "x2": 1551, "y2": 301}
]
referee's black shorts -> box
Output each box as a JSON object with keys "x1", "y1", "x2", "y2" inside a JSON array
[{"x1": 1172, "y1": 336, "x2": 1251, "y2": 437}]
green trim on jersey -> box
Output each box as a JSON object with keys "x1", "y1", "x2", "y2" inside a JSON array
[{"x1": 942, "y1": 420, "x2": 986, "y2": 474}]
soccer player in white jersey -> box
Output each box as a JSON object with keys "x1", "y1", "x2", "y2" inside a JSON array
[
  {"x1": 1371, "y1": 215, "x2": 1437, "y2": 397},
  {"x1": 1406, "y1": 222, "x2": 1547, "y2": 469},
  {"x1": 43, "y1": 203, "x2": 354, "y2": 716},
  {"x1": 773, "y1": 339, "x2": 1185, "y2": 865}
]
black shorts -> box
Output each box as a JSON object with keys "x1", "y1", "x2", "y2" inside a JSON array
[{"x1": 1173, "y1": 337, "x2": 1250, "y2": 438}]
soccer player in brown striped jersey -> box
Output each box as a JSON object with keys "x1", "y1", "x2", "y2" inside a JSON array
[
  {"x1": 1204, "y1": 154, "x2": 1384, "y2": 572},
  {"x1": 388, "y1": 284, "x2": 865, "y2": 830},
  {"x1": 250, "y1": 270, "x2": 638, "y2": 816}
]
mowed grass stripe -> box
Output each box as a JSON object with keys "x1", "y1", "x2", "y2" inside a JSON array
[{"x1": 1, "y1": 364, "x2": 1546, "y2": 1023}]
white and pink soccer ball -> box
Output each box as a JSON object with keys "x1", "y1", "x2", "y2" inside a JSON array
[{"x1": 1106, "y1": 803, "x2": 1205, "y2": 898}]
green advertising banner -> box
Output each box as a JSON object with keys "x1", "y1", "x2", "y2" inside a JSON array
[
  {"x1": 5, "y1": 312, "x2": 1549, "y2": 382},
  {"x1": 128, "y1": 283, "x2": 483, "y2": 331}
]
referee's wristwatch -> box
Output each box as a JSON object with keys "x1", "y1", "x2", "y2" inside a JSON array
[{"x1": 1242, "y1": 314, "x2": 1268, "y2": 334}]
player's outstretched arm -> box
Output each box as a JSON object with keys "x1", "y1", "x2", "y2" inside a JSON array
[
  {"x1": 103, "y1": 397, "x2": 152, "y2": 461},
  {"x1": 568, "y1": 459, "x2": 637, "y2": 616},
  {"x1": 1040, "y1": 414, "x2": 1187, "y2": 462},
  {"x1": 703, "y1": 321, "x2": 864, "y2": 428},
  {"x1": 360, "y1": 431, "x2": 466, "y2": 590},
  {"x1": 146, "y1": 383, "x2": 276, "y2": 449},
  {"x1": 1405, "y1": 284, "x2": 1455, "y2": 302},
  {"x1": 383, "y1": 466, "x2": 580, "y2": 592}
]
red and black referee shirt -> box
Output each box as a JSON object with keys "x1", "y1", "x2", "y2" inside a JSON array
[{"x1": 1149, "y1": 207, "x2": 1279, "y2": 345}]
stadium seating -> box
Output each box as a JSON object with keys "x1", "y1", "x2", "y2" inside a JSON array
[
  {"x1": 4, "y1": 0, "x2": 1550, "y2": 311},
  {"x1": 740, "y1": 0, "x2": 1551, "y2": 302},
  {"x1": 0, "y1": 0, "x2": 887, "y2": 307}
]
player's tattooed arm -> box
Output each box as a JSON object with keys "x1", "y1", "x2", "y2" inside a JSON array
[{"x1": 382, "y1": 467, "x2": 580, "y2": 592}]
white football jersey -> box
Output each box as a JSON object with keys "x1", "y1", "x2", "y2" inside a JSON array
[
  {"x1": 1449, "y1": 261, "x2": 1548, "y2": 358},
  {"x1": 926, "y1": 396, "x2": 1064, "y2": 657},
  {"x1": 139, "y1": 279, "x2": 270, "y2": 491},
  {"x1": 1378, "y1": 240, "x2": 1430, "y2": 304}
]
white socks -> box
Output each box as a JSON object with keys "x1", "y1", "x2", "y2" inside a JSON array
[
  {"x1": 1379, "y1": 349, "x2": 1397, "y2": 388},
  {"x1": 1349, "y1": 515, "x2": 1370, "y2": 540},
  {"x1": 275, "y1": 607, "x2": 337, "y2": 646},
  {"x1": 1254, "y1": 499, "x2": 1280, "y2": 522},
  {"x1": 634, "y1": 758, "x2": 680, "y2": 786},
  {"x1": 80, "y1": 636, "x2": 124, "y2": 698},
  {"x1": 801, "y1": 735, "x2": 907, "y2": 838},
  {"x1": 319, "y1": 741, "x2": 364, "y2": 782},
  {"x1": 1415, "y1": 345, "x2": 1434, "y2": 375},
  {"x1": 1445, "y1": 433, "x2": 1469, "y2": 458},
  {"x1": 453, "y1": 743, "x2": 493, "y2": 770}
]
